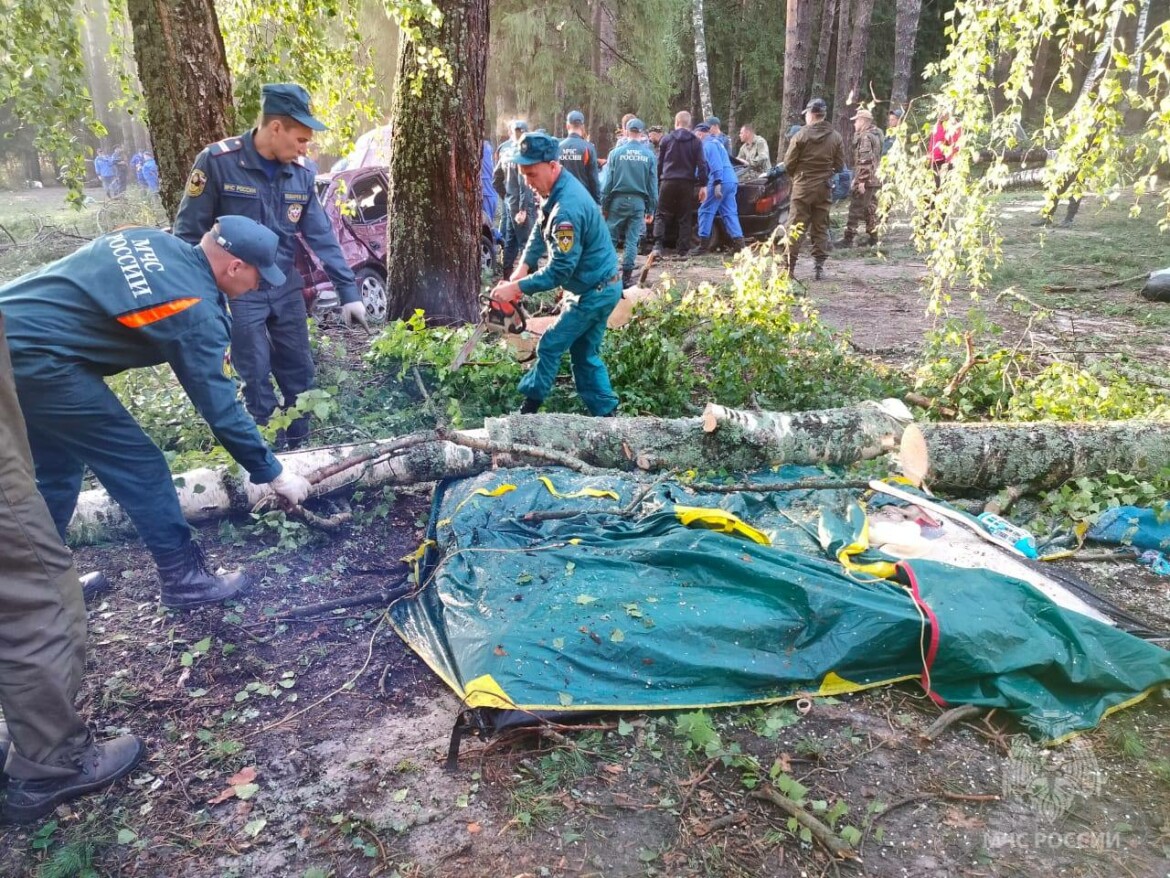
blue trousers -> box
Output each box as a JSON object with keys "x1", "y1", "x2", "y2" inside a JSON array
[
  {"x1": 606, "y1": 195, "x2": 646, "y2": 272},
  {"x1": 697, "y1": 181, "x2": 743, "y2": 239},
  {"x1": 15, "y1": 368, "x2": 192, "y2": 559},
  {"x1": 518, "y1": 283, "x2": 621, "y2": 415},
  {"x1": 228, "y1": 283, "x2": 315, "y2": 444},
  {"x1": 500, "y1": 209, "x2": 533, "y2": 276}
]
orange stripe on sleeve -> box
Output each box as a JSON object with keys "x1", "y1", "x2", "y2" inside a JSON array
[{"x1": 116, "y1": 297, "x2": 202, "y2": 328}]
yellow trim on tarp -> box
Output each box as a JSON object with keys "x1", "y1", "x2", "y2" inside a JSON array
[
  {"x1": 674, "y1": 505, "x2": 771, "y2": 545},
  {"x1": 823, "y1": 503, "x2": 898, "y2": 580},
  {"x1": 400, "y1": 539, "x2": 436, "y2": 583},
  {"x1": 464, "y1": 674, "x2": 517, "y2": 709},
  {"x1": 538, "y1": 476, "x2": 620, "y2": 501},
  {"x1": 817, "y1": 671, "x2": 862, "y2": 696},
  {"x1": 1044, "y1": 686, "x2": 1159, "y2": 746},
  {"x1": 437, "y1": 483, "x2": 518, "y2": 527}
]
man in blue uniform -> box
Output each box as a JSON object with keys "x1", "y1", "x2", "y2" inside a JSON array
[
  {"x1": 493, "y1": 119, "x2": 537, "y2": 277},
  {"x1": 173, "y1": 83, "x2": 368, "y2": 450},
  {"x1": 694, "y1": 122, "x2": 746, "y2": 253},
  {"x1": 602, "y1": 118, "x2": 658, "y2": 288},
  {"x1": 0, "y1": 316, "x2": 144, "y2": 824},
  {"x1": 490, "y1": 133, "x2": 621, "y2": 417},
  {"x1": 0, "y1": 216, "x2": 313, "y2": 609},
  {"x1": 140, "y1": 151, "x2": 159, "y2": 194},
  {"x1": 559, "y1": 110, "x2": 601, "y2": 204},
  {"x1": 705, "y1": 116, "x2": 732, "y2": 153}
]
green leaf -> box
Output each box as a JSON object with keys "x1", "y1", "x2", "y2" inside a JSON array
[
  {"x1": 392, "y1": 788, "x2": 408, "y2": 802},
  {"x1": 617, "y1": 718, "x2": 634, "y2": 736},
  {"x1": 235, "y1": 783, "x2": 260, "y2": 800},
  {"x1": 574, "y1": 594, "x2": 596, "y2": 605},
  {"x1": 552, "y1": 637, "x2": 565, "y2": 650},
  {"x1": 243, "y1": 817, "x2": 267, "y2": 838},
  {"x1": 558, "y1": 691, "x2": 574, "y2": 706},
  {"x1": 610, "y1": 628, "x2": 625, "y2": 643},
  {"x1": 116, "y1": 828, "x2": 137, "y2": 844}
]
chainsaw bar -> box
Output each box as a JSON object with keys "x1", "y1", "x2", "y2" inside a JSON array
[{"x1": 448, "y1": 323, "x2": 488, "y2": 371}]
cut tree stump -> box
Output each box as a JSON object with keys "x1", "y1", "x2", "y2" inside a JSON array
[{"x1": 900, "y1": 420, "x2": 1170, "y2": 492}]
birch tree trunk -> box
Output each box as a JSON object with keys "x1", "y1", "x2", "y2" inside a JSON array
[
  {"x1": 1129, "y1": 0, "x2": 1151, "y2": 94},
  {"x1": 124, "y1": 0, "x2": 235, "y2": 217},
  {"x1": 692, "y1": 0, "x2": 714, "y2": 120},
  {"x1": 811, "y1": 0, "x2": 837, "y2": 99},
  {"x1": 781, "y1": 0, "x2": 813, "y2": 138},
  {"x1": 1078, "y1": 1, "x2": 1124, "y2": 103},
  {"x1": 889, "y1": 0, "x2": 921, "y2": 109},
  {"x1": 385, "y1": 0, "x2": 489, "y2": 325},
  {"x1": 900, "y1": 421, "x2": 1170, "y2": 492}
]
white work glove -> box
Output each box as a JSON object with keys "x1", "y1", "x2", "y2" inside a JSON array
[
  {"x1": 341, "y1": 301, "x2": 369, "y2": 331},
  {"x1": 269, "y1": 470, "x2": 312, "y2": 506}
]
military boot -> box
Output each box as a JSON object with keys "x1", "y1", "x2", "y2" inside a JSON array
[
  {"x1": 157, "y1": 542, "x2": 249, "y2": 610},
  {"x1": 814, "y1": 260, "x2": 825, "y2": 281},
  {"x1": 687, "y1": 236, "x2": 712, "y2": 257},
  {"x1": 865, "y1": 234, "x2": 878, "y2": 247},
  {"x1": 1061, "y1": 199, "x2": 1080, "y2": 227},
  {"x1": 3, "y1": 735, "x2": 145, "y2": 824},
  {"x1": 518, "y1": 397, "x2": 543, "y2": 415},
  {"x1": 731, "y1": 237, "x2": 747, "y2": 252},
  {"x1": 841, "y1": 234, "x2": 855, "y2": 248},
  {"x1": 621, "y1": 268, "x2": 634, "y2": 289}
]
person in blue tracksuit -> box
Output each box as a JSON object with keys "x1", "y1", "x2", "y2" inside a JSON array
[
  {"x1": 173, "y1": 83, "x2": 368, "y2": 450},
  {"x1": 490, "y1": 133, "x2": 621, "y2": 417},
  {"x1": 0, "y1": 216, "x2": 313, "y2": 609},
  {"x1": 602, "y1": 118, "x2": 658, "y2": 288},
  {"x1": 493, "y1": 120, "x2": 537, "y2": 276},
  {"x1": 94, "y1": 150, "x2": 115, "y2": 197},
  {"x1": 694, "y1": 122, "x2": 745, "y2": 253},
  {"x1": 140, "y1": 151, "x2": 159, "y2": 193}
]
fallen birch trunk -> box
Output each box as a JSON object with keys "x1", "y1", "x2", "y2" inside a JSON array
[
  {"x1": 68, "y1": 440, "x2": 489, "y2": 544},
  {"x1": 900, "y1": 421, "x2": 1170, "y2": 492},
  {"x1": 68, "y1": 400, "x2": 912, "y2": 542},
  {"x1": 486, "y1": 399, "x2": 912, "y2": 472}
]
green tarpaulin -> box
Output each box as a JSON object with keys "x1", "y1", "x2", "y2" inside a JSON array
[{"x1": 389, "y1": 467, "x2": 1170, "y2": 741}]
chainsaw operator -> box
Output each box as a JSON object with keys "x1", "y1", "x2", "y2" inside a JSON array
[
  {"x1": 490, "y1": 132, "x2": 622, "y2": 417},
  {"x1": 0, "y1": 216, "x2": 312, "y2": 610}
]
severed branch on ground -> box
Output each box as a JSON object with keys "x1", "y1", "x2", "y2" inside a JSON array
[{"x1": 751, "y1": 786, "x2": 859, "y2": 860}]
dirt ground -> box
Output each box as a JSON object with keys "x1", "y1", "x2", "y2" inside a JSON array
[{"x1": 1, "y1": 189, "x2": 1169, "y2": 877}]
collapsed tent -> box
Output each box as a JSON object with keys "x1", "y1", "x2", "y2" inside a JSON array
[{"x1": 389, "y1": 466, "x2": 1170, "y2": 747}]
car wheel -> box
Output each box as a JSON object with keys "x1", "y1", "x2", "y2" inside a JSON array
[
  {"x1": 355, "y1": 267, "x2": 388, "y2": 323},
  {"x1": 481, "y1": 232, "x2": 498, "y2": 276}
]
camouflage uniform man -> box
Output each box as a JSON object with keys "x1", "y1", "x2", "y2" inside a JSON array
[
  {"x1": 842, "y1": 109, "x2": 884, "y2": 247},
  {"x1": 783, "y1": 98, "x2": 845, "y2": 280}
]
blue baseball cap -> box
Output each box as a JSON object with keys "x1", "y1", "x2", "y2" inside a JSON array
[
  {"x1": 704, "y1": 116, "x2": 720, "y2": 128},
  {"x1": 213, "y1": 215, "x2": 285, "y2": 287},
  {"x1": 261, "y1": 83, "x2": 326, "y2": 131},
  {"x1": 626, "y1": 118, "x2": 645, "y2": 132},
  {"x1": 510, "y1": 119, "x2": 529, "y2": 132},
  {"x1": 693, "y1": 122, "x2": 711, "y2": 132},
  {"x1": 515, "y1": 132, "x2": 561, "y2": 165},
  {"x1": 566, "y1": 110, "x2": 585, "y2": 125}
]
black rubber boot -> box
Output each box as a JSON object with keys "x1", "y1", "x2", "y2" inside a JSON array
[
  {"x1": 731, "y1": 237, "x2": 746, "y2": 252},
  {"x1": 157, "y1": 543, "x2": 249, "y2": 610},
  {"x1": 621, "y1": 268, "x2": 634, "y2": 289},
  {"x1": 3, "y1": 735, "x2": 145, "y2": 825},
  {"x1": 814, "y1": 260, "x2": 825, "y2": 281},
  {"x1": 518, "y1": 397, "x2": 543, "y2": 415},
  {"x1": 686, "y1": 236, "x2": 711, "y2": 257},
  {"x1": 79, "y1": 571, "x2": 111, "y2": 603},
  {"x1": 1061, "y1": 199, "x2": 1080, "y2": 227}
]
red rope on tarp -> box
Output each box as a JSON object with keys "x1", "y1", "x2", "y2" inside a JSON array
[{"x1": 897, "y1": 560, "x2": 947, "y2": 707}]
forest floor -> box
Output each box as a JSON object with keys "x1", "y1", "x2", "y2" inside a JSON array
[{"x1": 0, "y1": 188, "x2": 1168, "y2": 878}]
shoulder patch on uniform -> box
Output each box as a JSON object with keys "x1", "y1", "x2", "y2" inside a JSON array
[
  {"x1": 208, "y1": 137, "x2": 243, "y2": 157},
  {"x1": 554, "y1": 221, "x2": 575, "y2": 254},
  {"x1": 186, "y1": 169, "x2": 207, "y2": 198}
]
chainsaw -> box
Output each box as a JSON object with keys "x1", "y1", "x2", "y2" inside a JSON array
[{"x1": 448, "y1": 294, "x2": 529, "y2": 371}]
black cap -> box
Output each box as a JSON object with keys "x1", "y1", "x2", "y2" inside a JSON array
[{"x1": 804, "y1": 98, "x2": 828, "y2": 115}]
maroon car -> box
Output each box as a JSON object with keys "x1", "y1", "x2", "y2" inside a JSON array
[
  {"x1": 295, "y1": 165, "x2": 499, "y2": 322},
  {"x1": 294, "y1": 167, "x2": 391, "y2": 322}
]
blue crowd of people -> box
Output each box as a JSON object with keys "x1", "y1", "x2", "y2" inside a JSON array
[{"x1": 92, "y1": 146, "x2": 159, "y2": 197}]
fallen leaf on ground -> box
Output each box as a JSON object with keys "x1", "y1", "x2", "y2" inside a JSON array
[{"x1": 467, "y1": 822, "x2": 482, "y2": 834}]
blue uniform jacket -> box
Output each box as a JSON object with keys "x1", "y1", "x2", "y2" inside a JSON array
[
  {"x1": 0, "y1": 228, "x2": 281, "y2": 483},
  {"x1": 558, "y1": 133, "x2": 601, "y2": 204},
  {"x1": 481, "y1": 141, "x2": 498, "y2": 222},
  {"x1": 601, "y1": 140, "x2": 658, "y2": 216},
  {"x1": 702, "y1": 137, "x2": 736, "y2": 188},
  {"x1": 172, "y1": 130, "x2": 359, "y2": 305},
  {"x1": 518, "y1": 170, "x2": 618, "y2": 297}
]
